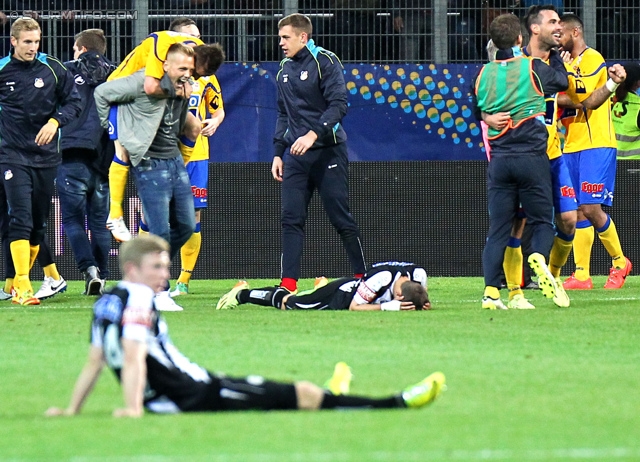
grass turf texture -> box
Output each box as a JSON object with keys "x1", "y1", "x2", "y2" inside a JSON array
[{"x1": 1, "y1": 277, "x2": 640, "y2": 462}]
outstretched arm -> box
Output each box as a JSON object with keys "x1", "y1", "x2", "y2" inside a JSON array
[
  {"x1": 113, "y1": 338, "x2": 147, "y2": 418},
  {"x1": 45, "y1": 346, "x2": 105, "y2": 416}
]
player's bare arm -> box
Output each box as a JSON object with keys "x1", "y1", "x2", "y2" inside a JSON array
[
  {"x1": 183, "y1": 112, "x2": 202, "y2": 142},
  {"x1": 45, "y1": 345, "x2": 105, "y2": 416},
  {"x1": 579, "y1": 64, "x2": 627, "y2": 110},
  {"x1": 114, "y1": 338, "x2": 147, "y2": 418}
]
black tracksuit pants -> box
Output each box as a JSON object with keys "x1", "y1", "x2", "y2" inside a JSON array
[
  {"x1": 280, "y1": 142, "x2": 366, "y2": 280},
  {"x1": 483, "y1": 153, "x2": 555, "y2": 288}
]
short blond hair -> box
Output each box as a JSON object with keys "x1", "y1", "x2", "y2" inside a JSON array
[
  {"x1": 11, "y1": 17, "x2": 40, "y2": 39},
  {"x1": 119, "y1": 235, "x2": 170, "y2": 274}
]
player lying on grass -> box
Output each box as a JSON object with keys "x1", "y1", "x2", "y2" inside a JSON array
[
  {"x1": 45, "y1": 236, "x2": 444, "y2": 417},
  {"x1": 217, "y1": 261, "x2": 430, "y2": 311}
]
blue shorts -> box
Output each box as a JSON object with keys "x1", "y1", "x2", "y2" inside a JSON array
[
  {"x1": 563, "y1": 148, "x2": 616, "y2": 206},
  {"x1": 549, "y1": 156, "x2": 578, "y2": 214},
  {"x1": 108, "y1": 106, "x2": 118, "y2": 140},
  {"x1": 186, "y1": 160, "x2": 208, "y2": 209}
]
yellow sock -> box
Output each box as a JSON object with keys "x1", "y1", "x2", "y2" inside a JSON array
[
  {"x1": 503, "y1": 243, "x2": 523, "y2": 297},
  {"x1": 573, "y1": 223, "x2": 595, "y2": 281},
  {"x1": 177, "y1": 231, "x2": 201, "y2": 284},
  {"x1": 4, "y1": 278, "x2": 14, "y2": 292},
  {"x1": 29, "y1": 244, "x2": 40, "y2": 271},
  {"x1": 596, "y1": 216, "x2": 626, "y2": 269},
  {"x1": 549, "y1": 234, "x2": 573, "y2": 278},
  {"x1": 483, "y1": 286, "x2": 500, "y2": 299},
  {"x1": 10, "y1": 240, "x2": 33, "y2": 292},
  {"x1": 43, "y1": 263, "x2": 61, "y2": 280},
  {"x1": 108, "y1": 161, "x2": 130, "y2": 218}
]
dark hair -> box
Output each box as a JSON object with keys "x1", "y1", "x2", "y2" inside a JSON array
[
  {"x1": 615, "y1": 62, "x2": 640, "y2": 102},
  {"x1": 169, "y1": 17, "x2": 197, "y2": 32},
  {"x1": 524, "y1": 4, "x2": 557, "y2": 35},
  {"x1": 489, "y1": 14, "x2": 522, "y2": 50},
  {"x1": 75, "y1": 29, "x2": 107, "y2": 55},
  {"x1": 400, "y1": 281, "x2": 430, "y2": 311},
  {"x1": 560, "y1": 13, "x2": 584, "y2": 31},
  {"x1": 193, "y1": 43, "x2": 225, "y2": 76},
  {"x1": 278, "y1": 13, "x2": 313, "y2": 37}
]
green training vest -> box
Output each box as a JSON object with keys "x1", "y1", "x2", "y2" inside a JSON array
[
  {"x1": 476, "y1": 57, "x2": 545, "y2": 138},
  {"x1": 612, "y1": 92, "x2": 640, "y2": 159}
]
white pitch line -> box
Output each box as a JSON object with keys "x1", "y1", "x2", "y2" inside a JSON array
[{"x1": 60, "y1": 447, "x2": 640, "y2": 462}]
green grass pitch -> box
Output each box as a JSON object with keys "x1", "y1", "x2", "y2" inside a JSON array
[{"x1": 1, "y1": 276, "x2": 639, "y2": 461}]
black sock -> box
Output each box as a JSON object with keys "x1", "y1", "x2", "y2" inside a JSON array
[
  {"x1": 238, "y1": 287, "x2": 288, "y2": 309},
  {"x1": 320, "y1": 392, "x2": 405, "y2": 409}
]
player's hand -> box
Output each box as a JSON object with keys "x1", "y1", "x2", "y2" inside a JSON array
[
  {"x1": 399, "y1": 301, "x2": 417, "y2": 311},
  {"x1": 35, "y1": 121, "x2": 58, "y2": 146},
  {"x1": 201, "y1": 118, "x2": 219, "y2": 137},
  {"x1": 113, "y1": 407, "x2": 143, "y2": 418},
  {"x1": 608, "y1": 64, "x2": 626, "y2": 84},
  {"x1": 559, "y1": 50, "x2": 572, "y2": 63},
  {"x1": 271, "y1": 157, "x2": 284, "y2": 182},
  {"x1": 290, "y1": 131, "x2": 317, "y2": 156},
  {"x1": 175, "y1": 80, "x2": 193, "y2": 99},
  {"x1": 482, "y1": 111, "x2": 510, "y2": 131}
]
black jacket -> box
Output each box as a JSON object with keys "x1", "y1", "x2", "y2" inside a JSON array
[
  {"x1": 61, "y1": 51, "x2": 116, "y2": 178},
  {"x1": 472, "y1": 47, "x2": 569, "y2": 157},
  {"x1": 0, "y1": 52, "x2": 81, "y2": 168},
  {"x1": 273, "y1": 40, "x2": 348, "y2": 157}
]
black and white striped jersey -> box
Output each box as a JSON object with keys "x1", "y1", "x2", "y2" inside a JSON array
[
  {"x1": 350, "y1": 261, "x2": 428, "y2": 305},
  {"x1": 90, "y1": 281, "x2": 212, "y2": 413}
]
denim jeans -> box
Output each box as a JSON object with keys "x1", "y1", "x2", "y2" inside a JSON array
[
  {"x1": 57, "y1": 161, "x2": 111, "y2": 278},
  {"x1": 131, "y1": 156, "x2": 195, "y2": 259}
]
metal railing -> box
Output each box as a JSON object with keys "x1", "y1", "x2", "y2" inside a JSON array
[{"x1": 1, "y1": 0, "x2": 637, "y2": 64}]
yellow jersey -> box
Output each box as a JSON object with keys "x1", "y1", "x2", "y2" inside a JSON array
[
  {"x1": 108, "y1": 31, "x2": 203, "y2": 81},
  {"x1": 560, "y1": 47, "x2": 617, "y2": 153},
  {"x1": 181, "y1": 75, "x2": 224, "y2": 162}
]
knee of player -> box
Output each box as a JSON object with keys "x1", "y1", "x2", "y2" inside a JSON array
[{"x1": 294, "y1": 381, "x2": 324, "y2": 410}]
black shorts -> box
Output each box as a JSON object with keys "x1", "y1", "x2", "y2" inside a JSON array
[
  {"x1": 195, "y1": 374, "x2": 298, "y2": 412},
  {"x1": 284, "y1": 277, "x2": 358, "y2": 310}
]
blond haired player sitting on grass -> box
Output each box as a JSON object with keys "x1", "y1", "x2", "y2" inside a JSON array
[{"x1": 45, "y1": 235, "x2": 445, "y2": 417}]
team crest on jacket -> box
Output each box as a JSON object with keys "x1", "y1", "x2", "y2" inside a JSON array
[
  {"x1": 4, "y1": 170, "x2": 13, "y2": 180},
  {"x1": 74, "y1": 74, "x2": 85, "y2": 85},
  {"x1": 300, "y1": 70, "x2": 308, "y2": 81},
  {"x1": 34, "y1": 78, "x2": 44, "y2": 88}
]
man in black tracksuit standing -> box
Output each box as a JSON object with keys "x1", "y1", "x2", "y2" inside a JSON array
[
  {"x1": 271, "y1": 13, "x2": 366, "y2": 294},
  {"x1": 0, "y1": 17, "x2": 81, "y2": 305}
]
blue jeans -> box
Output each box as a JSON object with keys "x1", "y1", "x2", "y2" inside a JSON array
[
  {"x1": 131, "y1": 156, "x2": 195, "y2": 259},
  {"x1": 57, "y1": 161, "x2": 111, "y2": 278}
]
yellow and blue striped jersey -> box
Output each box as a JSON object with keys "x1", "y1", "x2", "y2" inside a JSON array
[
  {"x1": 181, "y1": 75, "x2": 224, "y2": 162},
  {"x1": 108, "y1": 31, "x2": 203, "y2": 81},
  {"x1": 560, "y1": 47, "x2": 617, "y2": 153}
]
